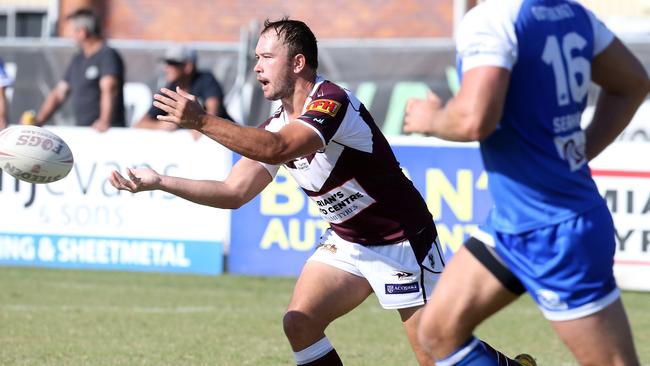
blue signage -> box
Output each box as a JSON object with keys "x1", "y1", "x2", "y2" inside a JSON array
[
  {"x1": 229, "y1": 144, "x2": 493, "y2": 276},
  {"x1": 0, "y1": 233, "x2": 224, "y2": 276}
]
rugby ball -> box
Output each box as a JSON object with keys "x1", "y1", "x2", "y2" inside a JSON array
[{"x1": 0, "y1": 125, "x2": 74, "y2": 184}]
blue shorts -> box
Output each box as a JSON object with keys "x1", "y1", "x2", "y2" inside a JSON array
[{"x1": 475, "y1": 204, "x2": 620, "y2": 321}]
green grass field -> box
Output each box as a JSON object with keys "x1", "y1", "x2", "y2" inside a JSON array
[{"x1": 1, "y1": 266, "x2": 648, "y2": 366}]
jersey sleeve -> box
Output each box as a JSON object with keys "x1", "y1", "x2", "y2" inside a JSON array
[
  {"x1": 457, "y1": 1, "x2": 519, "y2": 73},
  {"x1": 584, "y1": 7, "x2": 615, "y2": 56},
  {"x1": 100, "y1": 48, "x2": 124, "y2": 79},
  {"x1": 202, "y1": 72, "x2": 224, "y2": 99},
  {"x1": 297, "y1": 87, "x2": 349, "y2": 146}
]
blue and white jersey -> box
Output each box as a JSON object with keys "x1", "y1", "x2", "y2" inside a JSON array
[
  {"x1": 0, "y1": 59, "x2": 13, "y2": 88},
  {"x1": 457, "y1": 0, "x2": 615, "y2": 233}
]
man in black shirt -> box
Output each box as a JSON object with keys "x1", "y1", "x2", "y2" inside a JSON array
[
  {"x1": 135, "y1": 44, "x2": 233, "y2": 132},
  {"x1": 32, "y1": 8, "x2": 125, "y2": 131}
]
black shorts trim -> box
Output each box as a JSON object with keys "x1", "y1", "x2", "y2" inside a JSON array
[
  {"x1": 465, "y1": 237, "x2": 526, "y2": 295},
  {"x1": 407, "y1": 224, "x2": 440, "y2": 305}
]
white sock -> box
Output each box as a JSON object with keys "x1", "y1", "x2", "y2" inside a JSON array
[{"x1": 294, "y1": 336, "x2": 334, "y2": 365}]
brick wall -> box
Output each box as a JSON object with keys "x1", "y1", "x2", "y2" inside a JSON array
[{"x1": 59, "y1": 0, "x2": 454, "y2": 41}]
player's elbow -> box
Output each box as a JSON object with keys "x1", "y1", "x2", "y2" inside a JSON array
[
  {"x1": 258, "y1": 154, "x2": 286, "y2": 165},
  {"x1": 622, "y1": 71, "x2": 650, "y2": 99},
  {"x1": 221, "y1": 200, "x2": 244, "y2": 210},
  {"x1": 207, "y1": 195, "x2": 245, "y2": 210},
  {"x1": 451, "y1": 101, "x2": 498, "y2": 141},
  {"x1": 639, "y1": 73, "x2": 650, "y2": 97},
  {"x1": 257, "y1": 140, "x2": 292, "y2": 165},
  {"x1": 463, "y1": 117, "x2": 497, "y2": 141}
]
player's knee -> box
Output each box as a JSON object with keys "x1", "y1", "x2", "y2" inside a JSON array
[
  {"x1": 417, "y1": 307, "x2": 472, "y2": 355},
  {"x1": 283, "y1": 310, "x2": 316, "y2": 341},
  {"x1": 417, "y1": 317, "x2": 446, "y2": 355}
]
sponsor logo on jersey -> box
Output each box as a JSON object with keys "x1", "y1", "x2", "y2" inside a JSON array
[
  {"x1": 392, "y1": 271, "x2": 414, "y2": 280},
  {"x1": 294, "y1": 157, "x2": 310, "y2": 171},
  {"x1": 316, "y1": 243, "x2": 337, "y2": 254},
  {"x1": 306, "y1": 99, "x2": 341, "y2": 117},
  {"x1": 385, "y1": 282, "x2": 420, "y2": 294},
  {"x1": 311, "y1": 179, "x2": 377, "y2": 224}
]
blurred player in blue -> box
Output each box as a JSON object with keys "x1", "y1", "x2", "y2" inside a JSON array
[{"x1": 404, "y1": 0, "x2": 650, "y2": 365}]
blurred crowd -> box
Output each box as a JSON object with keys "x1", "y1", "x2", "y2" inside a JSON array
[{"x1": 0, "y1": 8, "x2": 233, "y2": 135}]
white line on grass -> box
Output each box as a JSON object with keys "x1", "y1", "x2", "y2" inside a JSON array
[{"x1": 1, "y1": 304, "x2": 217, "y2": 314}]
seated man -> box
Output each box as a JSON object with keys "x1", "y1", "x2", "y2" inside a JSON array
[{"x1": 135, "y1": 44, "x2": 233, "y2": 131}]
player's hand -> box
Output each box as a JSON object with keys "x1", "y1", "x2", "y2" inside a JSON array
[
  {"x1": 190, "y1": 129, "x2": 203, "y2": 141},
  {"x1": 154, "y1": 87, "x2": 206, "y2": 130},
  {"x1": 403, "y1": 90, "x2": 443, "y2": 135},
  {"x1": 91, "y1": 119, "x2": 110, "y2": 133},
  {"x1": 0, "y1": 118, "x2": 6, "y2": 130},
  {"x1": 109, "y1": 167, "x2": 161, "y2": 193}
]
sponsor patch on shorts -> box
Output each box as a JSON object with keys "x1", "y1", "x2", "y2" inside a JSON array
[{"x1": 385, "y1": 282, "x2": 420, "y2": 294}]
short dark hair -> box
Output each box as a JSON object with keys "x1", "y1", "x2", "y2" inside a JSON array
[
  {"x1": 66, "y1": 8, "x2": 101, "y2": 37},
  {"x1": 262, "y1": 18, "x2": 318, "y2": 70}
]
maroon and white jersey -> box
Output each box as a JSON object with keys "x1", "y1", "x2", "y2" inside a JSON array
[{"x1": 259, "y1": 76, "x2": 435, "y2": 245}]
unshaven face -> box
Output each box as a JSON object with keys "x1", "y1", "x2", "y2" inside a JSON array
[
  {"x1": 253, "y1": 31, "x2": 296, "y2": 101},
  {"x1": 163, "y1": 61, "x2": 184, "y2": 83}
]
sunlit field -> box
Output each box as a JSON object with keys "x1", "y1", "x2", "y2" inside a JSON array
[{"x1": 1, "y1": 266, "x2": 648, "y2": 365}]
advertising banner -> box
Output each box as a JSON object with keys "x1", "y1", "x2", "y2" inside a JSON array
[
  {"x1": 229, "y1": 138, "x2": 491, "y2": 276},
  {"x1": 229, "y1": 137, "x2": 650, "y2": 292},
  {"x1": 590, "y1": 143, "x2": 650, "y2": 292},
  {"x1": 0, "y1": 127, "x2": 230, "y2": 275}
]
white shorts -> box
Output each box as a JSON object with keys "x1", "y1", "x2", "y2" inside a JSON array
[{"x1": 308, "y1": 228, "x2": 444, "y2": 309}]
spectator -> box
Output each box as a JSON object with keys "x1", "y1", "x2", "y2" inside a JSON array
[
  {"x1": 32, "y1": 8, "x2": 125, "y2": 132},
  {"x1": 0, "y1": 58, "x2": 13, "y2": 130},
  {"x1": 134, "y1": 44, "x2": 233, "y2": 132}
]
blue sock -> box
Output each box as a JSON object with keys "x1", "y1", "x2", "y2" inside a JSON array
[{"x1": 436, "y1": 336, "x2": 519, "y2": 366}]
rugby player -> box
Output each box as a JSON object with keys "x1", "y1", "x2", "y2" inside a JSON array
[
  {"x1": 404, "y1": 0, "x2": 649, "y2": 365},
  {"x1": 110, "y1": 18, "x2": 444, "y2": 366}
]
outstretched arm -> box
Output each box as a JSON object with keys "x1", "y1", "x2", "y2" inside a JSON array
[
  {"x1": 109, "y1": 157, "x2": 273, "y2": 209},
  {"x1": 586, "y1": 38, "x2": 650, "y2": 160},
  {"x1": 403, "y1": 66, "x2": 510, "y2": 142},
  {"x1": 153, "y1": 87, "x2": 323, "y2": 164}
]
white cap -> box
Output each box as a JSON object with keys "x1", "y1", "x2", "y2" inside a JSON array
[{"x1": 163, "y1": 45, "x2": 197, "y2": 63}]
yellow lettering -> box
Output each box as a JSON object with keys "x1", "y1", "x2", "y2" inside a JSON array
[
  {"x1": 289, "y1": 219, "x2": 323, "y2": 251},
  {"x1": 464, "y1": 224, "x2": 479, "y2": 238},
  {"x1": 437, "y1": 224, "x2": 478, "y2": 253},
  {"x1": 476, "y1": 171, "x2": 488, "y2": 190},
  {"x1": 260, "y1": 218, "x2": 330, "y2": 251},
  {"x1": 307, "y1": 199, "x2": 322, "y2": 217},
  {"x1": 317, "y1": 220, "x2": 330, "y2": 234},
  {"x1": 426, "y1": 169, "x2": 473, "y2": 221},
  {"x1": 260, "y1": 218, "x2": 290, "y2": 250},
  {"x1": 260, "y1": 168, "x2": 304, "y2": 215},
  {"x1": 437, "y1": 224, "x2": 465, "y2": 253}
]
